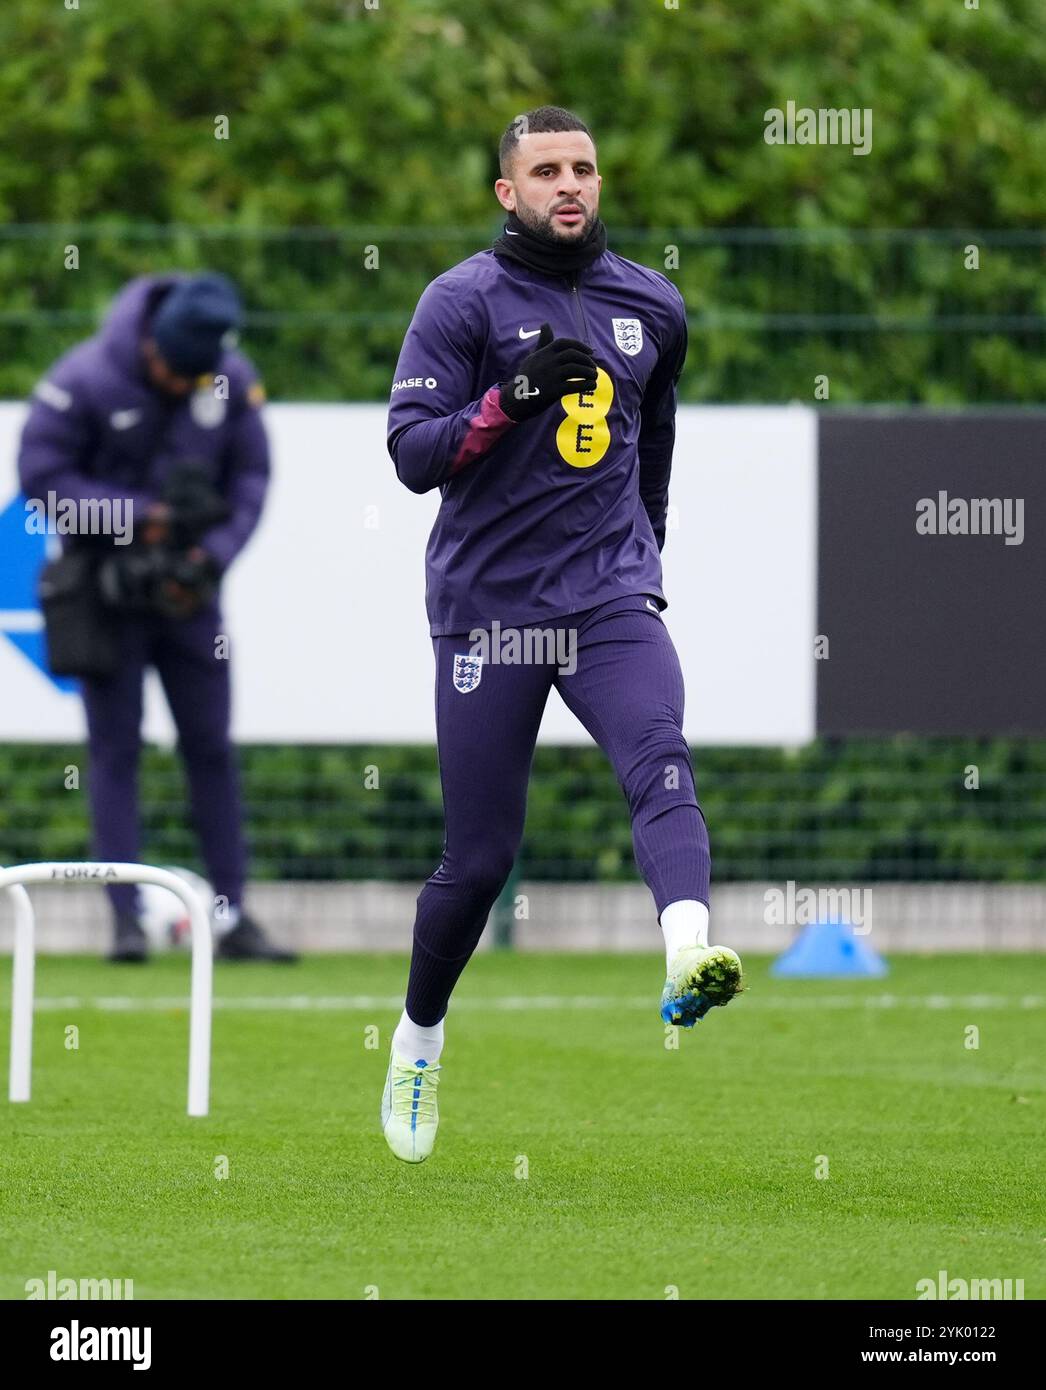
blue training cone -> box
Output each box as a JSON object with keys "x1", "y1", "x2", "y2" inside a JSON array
[{"x1": 771, "y1": 919, "x2": 888, "y2": 978}]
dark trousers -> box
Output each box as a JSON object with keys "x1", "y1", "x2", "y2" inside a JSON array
[
  {"x1": 406, "y1": 595, "x2": 712, "y2": 1025},
  {"x1": 80, "y1": 603, "x2": 247, "y2": 920}
]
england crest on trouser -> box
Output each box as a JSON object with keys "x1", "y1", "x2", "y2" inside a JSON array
[
  {"x1": 612, "y1": 318, "x2": 643, "y2": 356},
  {"x1": 452, "y1": 654, "x2": 482, "y2": 693}
]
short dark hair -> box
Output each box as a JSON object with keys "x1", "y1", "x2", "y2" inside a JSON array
[{"x1": 498, "y1": 105, "x2": 595, "y2": 178}]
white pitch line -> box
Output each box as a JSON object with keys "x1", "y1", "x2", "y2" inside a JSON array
[{"x1": 8, "y1": 993, "x2": 1045, "y2": 1013}]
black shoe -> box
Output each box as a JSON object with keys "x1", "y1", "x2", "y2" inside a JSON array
[
  {"x1": 216, "y1": 913, "x2": 298, "y2": 963},
  {"x1": 108, "y1": 914, "x2": 148, "y2": 963}
]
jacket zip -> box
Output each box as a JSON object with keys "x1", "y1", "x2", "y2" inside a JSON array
[{"x1": 570, "y1": 271, "x2": 591, "y2": 342}]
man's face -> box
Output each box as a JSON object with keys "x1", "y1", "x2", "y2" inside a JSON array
[
  {"x1": 141, "y1": 337, "x2": 195, "y2": 396},
  {"x1": 495, "y1": 130, "x2": 602, "y2": 243}
]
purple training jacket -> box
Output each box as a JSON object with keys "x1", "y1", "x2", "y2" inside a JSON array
[{"x1": 387, "y1": 246, "x2": 687, "y2": 635}]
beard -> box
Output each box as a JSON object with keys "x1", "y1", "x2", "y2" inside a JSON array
[{"x1": 514, "y1": 196, "x2": 598, "y2": 244}]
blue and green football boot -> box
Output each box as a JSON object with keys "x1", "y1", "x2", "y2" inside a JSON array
[{"x1": 660, "y1": 944, "x2": 743, "y2": 1027}]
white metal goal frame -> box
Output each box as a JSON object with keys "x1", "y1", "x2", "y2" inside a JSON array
[{"x1": 0, "y1": 861, "x2": 213, "y2": 1117}]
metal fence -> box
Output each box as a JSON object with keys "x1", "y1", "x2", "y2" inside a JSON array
[
  {"x1": 0, "y1": 225, "x2": 1043, "y2": 403},
  {"x1": 2, "y1": 739, "x2": 1045, "y2": 885}
]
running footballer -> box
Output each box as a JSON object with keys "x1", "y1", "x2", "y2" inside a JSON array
[{"x1": 382, "y1": 105, "x2": 742, "y2": 1162}]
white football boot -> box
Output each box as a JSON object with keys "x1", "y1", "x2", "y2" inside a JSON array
[
  {"x1": 660, "y1": 944, "x2": 744, "y2": 1027},
  {"x1": 381, "y1": 1049, "x2": 441, "y2": 1162}
]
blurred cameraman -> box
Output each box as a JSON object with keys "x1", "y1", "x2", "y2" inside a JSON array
[{"x1": 17, "y1": 272, "x2": 296, "y2": 963}]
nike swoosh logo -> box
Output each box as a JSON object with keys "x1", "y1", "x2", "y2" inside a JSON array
[{"x1": 518, "y1": 327, "x2": 541, "y2": 340}]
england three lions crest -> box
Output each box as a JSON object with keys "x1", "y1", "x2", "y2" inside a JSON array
[
  {"x1": 452, "y1": 654, "x2": 482, "y2": 693},
  {"x1": 612, "y1": 318, "x2": 644, "y2": 356}
]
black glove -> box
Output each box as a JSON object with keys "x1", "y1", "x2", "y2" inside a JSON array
[
  {"x1": 154, "y1": 548, "x2": 220, "y2": 619},
  {"x1": 162, "y1": 462, "x2": 229, "y2": 548},
  {"x1": 498, "y1": 322, "x2": 598, "y2": 422},
  {"x1": 98, "y1": 546, "x2": 219, "y2": 618},
  {"x1": 98, "y1": 547, "x2": 168, "y2": 612}
]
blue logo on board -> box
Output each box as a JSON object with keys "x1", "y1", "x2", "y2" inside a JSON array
[{"x1": 0, "y1": 492, "x2": 76, "y2": 692}]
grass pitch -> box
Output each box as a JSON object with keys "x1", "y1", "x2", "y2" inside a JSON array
[{"x1": 0, "y1": 952, "x2": 1043, "y2": 1300}]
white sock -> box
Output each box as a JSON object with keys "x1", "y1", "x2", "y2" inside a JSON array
[
  {"x1": 392, "y1": 1008, "x2": 445, "y2": 1065},
  {"x1": 660, "y1": 899, "x2": 710, "y2": 966}
]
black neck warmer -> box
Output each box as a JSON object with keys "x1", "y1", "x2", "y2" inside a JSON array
[{"x1": 492, "y1": 210, "x2": 607, "y2": 278}]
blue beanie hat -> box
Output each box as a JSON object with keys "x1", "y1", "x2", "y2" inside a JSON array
[{"x1": 149, "y1": 273, "x2": 244, "y2": 377}]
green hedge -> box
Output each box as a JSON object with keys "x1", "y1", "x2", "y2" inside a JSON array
[
  {"x1": 0, "y1": 0, "x2": 1043, "y2": 403},
  {"x1": 1, "y1": 738, "x2": 1044, "y2": 883}
]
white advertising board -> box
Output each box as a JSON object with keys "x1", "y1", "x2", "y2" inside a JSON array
[{"x1": 0, "y1": 402, "x2": 816, "y2": 745}]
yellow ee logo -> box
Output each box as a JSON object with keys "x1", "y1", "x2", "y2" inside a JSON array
[{"x1": 556, "y1": 367, "x2": 613, "y2": 468}]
